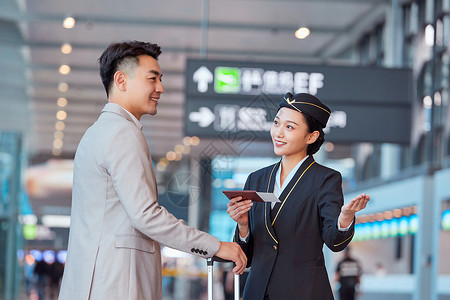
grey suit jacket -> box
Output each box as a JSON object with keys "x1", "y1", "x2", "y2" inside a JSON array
[{"x1": 59, "y1": 103, "x2": 220, "y2": 300}]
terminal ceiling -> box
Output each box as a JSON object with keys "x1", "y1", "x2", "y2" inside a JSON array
[{"x1": 0, "y1": 0, "x2": 390, "y2": 161}]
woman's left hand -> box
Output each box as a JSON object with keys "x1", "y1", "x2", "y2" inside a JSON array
[{"x1": 339, "y1": 193, "x2": 370, "y2": 228}]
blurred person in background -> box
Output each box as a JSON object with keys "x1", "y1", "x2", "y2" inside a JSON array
[
  {"x1": 58, "y1": 40, "x2": 246, "y2": 300},
  {"x1": 48, "y1": 259, "x2": 64, "y2": 299},
  {"x1": 34, "y1": 259, "x2": 49, "y2": 300},
  {"x1": 227, "y1": 92, "x2": 370, "y2": 300},
  {"x1": 24, "y1": 254, "x2": 36, "y2": 297},
  {"x1": 335, "y1": 247, "x2": 362, "y2": 300}
]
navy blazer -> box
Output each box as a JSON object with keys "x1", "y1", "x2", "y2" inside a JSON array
[{"x1": 235, "y1": 156, "x2": 354, "y2": 300}]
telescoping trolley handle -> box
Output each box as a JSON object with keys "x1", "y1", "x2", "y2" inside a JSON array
[{"x1": 207, "y1": 257, "x2": 240, "y2": 300}]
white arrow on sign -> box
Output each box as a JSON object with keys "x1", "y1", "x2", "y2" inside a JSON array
[
  {"x1": 189, "y1": 107, "x2": 215, "y2": 127},
  {"x1": 193, "y1": 66, "x2": 213, "y2": 93}
]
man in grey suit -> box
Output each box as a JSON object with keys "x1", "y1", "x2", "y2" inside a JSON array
[{"x1": 59, "y1": 41, "x2": 247, "y2": 300}]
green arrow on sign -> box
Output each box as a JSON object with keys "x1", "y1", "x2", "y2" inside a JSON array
[
  {"x1": 23, "y1": 224, "x2": 37, "y2": 240},
  {"x1": 214, "y1": 67, "x2": 240, "y2": 93}
]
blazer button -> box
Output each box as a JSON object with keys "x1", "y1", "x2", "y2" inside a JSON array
[
  {"x1": 191, "y1": 248, "x2": 195, "y2": 253},
  {"x1": 273, "y1": 245, "x2": 277, "y2": 250},
  {"x1": 195, "y1": 249, "x2": 199, "y2": 253},
  {"x1": 204, "y1": 251, "x2": 208, "y2": 255}
]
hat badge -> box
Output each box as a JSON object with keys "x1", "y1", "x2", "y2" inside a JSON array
[{"x1": 284, "y1": 95, "x2": 295, "y2": 105}]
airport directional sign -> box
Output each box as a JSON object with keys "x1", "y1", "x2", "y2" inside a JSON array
[{"x1": 185, "y1": 59, "x2": 413, "y2": 144}]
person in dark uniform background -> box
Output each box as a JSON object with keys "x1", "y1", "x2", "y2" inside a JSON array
[
  {"x1": 335, "y1": 247, "x2": 362, "y2": 300},
  {"x1": 226, "y1": 92, "x2": 370, "y2": 300}
]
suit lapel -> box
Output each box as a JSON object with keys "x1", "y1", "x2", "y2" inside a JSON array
[
  {"x1": 278, "y1": 155, "x2": 315, "y2": 202},
  {"x1": 271, "y1": 156, "x2": 316, "y2": 226},
  {"x1": 266, "y1": 161, "x2": 279, "y2": 193},
  {"x1": 263, "y1": 162, "x2": 280, "y2": 244}
]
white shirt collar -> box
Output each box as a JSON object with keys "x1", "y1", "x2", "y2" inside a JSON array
[
  {"x1": 106, "y1": 103, "x2": 143, "y2": 130},
  {"x1": 273, "y1": 156, "x2": 309, "y2": 206}
]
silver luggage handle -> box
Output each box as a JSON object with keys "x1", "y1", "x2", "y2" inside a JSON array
[{"x1": 207, "y1": 257, "x2": 240, "y2": 300}]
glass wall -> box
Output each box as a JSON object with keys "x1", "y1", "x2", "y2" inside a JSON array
[
  {"x1": 347, "y1": 0, "x2": 450, "y2": 182},
  {"x1": 440, "y1": 200, "x2": 450, "y2": 274},
  {"x1": 209, "y1": 156, "x2": 279, "y2": 242},
  {"x1": 0, "y1": 132, "x2": 24, "y2": 300}
]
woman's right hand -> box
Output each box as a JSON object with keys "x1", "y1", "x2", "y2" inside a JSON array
[{"x1": 227, "y1": 197, "x2": 253, "y2": 237}]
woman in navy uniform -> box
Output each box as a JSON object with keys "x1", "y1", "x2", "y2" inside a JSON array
[{"x1": 227, "y1": 92, "x2": 370, "y2": 300}]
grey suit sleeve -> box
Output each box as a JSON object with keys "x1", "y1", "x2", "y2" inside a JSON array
[{"x1": 102, "y1": 124, "x2": 220, "y2": 258}]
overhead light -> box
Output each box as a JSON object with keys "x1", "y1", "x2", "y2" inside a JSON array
[
  {"x1": 425, "y1": 24, "x2": 434, "y2": 46},
  {"x1": 183, "y1": 136, "x2": 192, "y2": 146},
  {"x1": 58, "y1": 82, "x2": 69, "y2": 92},
  {"x1": 436, "y1": 19, "x2": 443, "y2": 47},
  {"x1": 156, "y1": 162, "x2": 167, "y2": 172},
  {"x1": 59, "y1": 65, "x2": 71, "y2": 75},
  {"x1": 191, "y1": 136, "x2": 200, "y2": 146},
  {"x1": 434, "y1": 92, "x2": 441, "y2": 106},
  {"x1": 61, "y1": 43, "x2": 72, "y2": 54},
  {"x1": 56, "y1": 110, "x2": 67, "y2": 120},
  {"x1": 53, "y1": 138, "x2": 63, "y2": 149},
  {"x1": 57, "y1": 97, "x2": 68, "y2": 107},
  {"x1": 63, "y1": 17, "x2": 76, "y2": 29},
  {"x1": 55, "y1": 121, "x2": 65, "y2": 131},
  {"x1": 295, "y1": 27, "x2": 311, "y2": 39},
  {"x1": 423, "y1": 95, "x2": 432, "y2": 109},
  {"x1": 54, "y1": 131, "x2": 64, "y2": 139},
  {"x1": 166, "y1": 151, "x2": 177, "y2": 161}
]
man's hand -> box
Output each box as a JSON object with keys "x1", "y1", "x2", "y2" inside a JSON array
[{"x1": 215, "y1": 241, "x2": 247, "y2": 274}]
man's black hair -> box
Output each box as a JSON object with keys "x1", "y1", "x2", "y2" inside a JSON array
[{"x1": 98, "y1": 41, "x2": 162, "y2": 97}]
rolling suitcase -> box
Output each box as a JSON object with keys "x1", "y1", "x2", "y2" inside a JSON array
[{"x1": 207, "y1": 257, "x2": 240, "y2": 300}]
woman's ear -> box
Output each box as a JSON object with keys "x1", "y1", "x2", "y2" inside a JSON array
[
  {"x1": 307, "y1": 130, "x2": 320, "y2": 145},
  {"x1": 113, "y1": 71, "x2": 127, "y2": 92}
]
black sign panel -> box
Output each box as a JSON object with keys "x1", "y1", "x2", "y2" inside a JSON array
[{"x1": 185, "y1": 59, "x2": 412, "y2": 144}]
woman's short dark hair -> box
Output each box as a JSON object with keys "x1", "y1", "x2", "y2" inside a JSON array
[
  {"x1": 98, "y1": 41, "x2": 162, "y2": 97},
  {"x1": 302, "y1": 113, "x2": 325, "y2": 155}
]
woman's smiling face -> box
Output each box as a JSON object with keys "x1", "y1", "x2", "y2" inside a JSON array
[{"x1": 270, "y1": 107, "x2": 318, "y2": 158}]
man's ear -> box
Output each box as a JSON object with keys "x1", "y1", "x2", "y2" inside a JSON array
[
  {"x1": 307, "y1": 130, "x2": 320, "y2": 145},
  {"x1": 113, "y1": 71, "x2": 127, "y2": 92}
]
